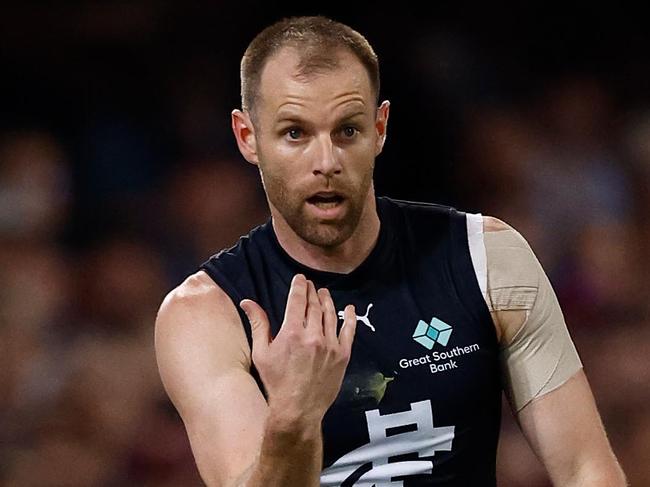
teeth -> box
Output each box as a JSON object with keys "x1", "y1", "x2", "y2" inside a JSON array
[{"x1": 312, "y1": 200, "x2": 339, "y2": 209}]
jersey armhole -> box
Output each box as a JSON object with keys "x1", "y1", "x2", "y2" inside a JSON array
[
  {"x1": 199, "y1": 261, "x2": 266, "y2": 397},
  {"x1": 448, "y1": 210, "x2": 496, "y2": 342},
  {"x1": 465, "y1": 212, "x2": 488, "y2": 303}
]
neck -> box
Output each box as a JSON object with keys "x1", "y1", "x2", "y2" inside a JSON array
[{"x1": 271, "y1": 190, "x2": 380, "y2": 274}]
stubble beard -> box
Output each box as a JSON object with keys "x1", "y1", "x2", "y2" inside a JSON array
[{"x1": 261, "y1": 167, "x2": 374, "y2": 249}]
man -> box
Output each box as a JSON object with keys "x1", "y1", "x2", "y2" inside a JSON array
[{"x1": 155, "y1": 16, "x2": 626, "y2": 486}]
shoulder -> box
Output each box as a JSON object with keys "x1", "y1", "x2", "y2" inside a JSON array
[
  {"x1": 482, "y1": 215, "x2": 511, "y2": 233},
  {"x1": 200, "y1": 222, "x2": 271, "y2": 288},
  {"x1": 155, "y1": 270, "x2": 251, "y2": 382},
  {"x1": 158, "y1": 270, "x2": 234, "y2": 317},
  {"x1": 479, "y1": 215, "x2": 542, "y2": 343},
  {"x1": 481, "y1": 215, "x2": 535, "y2": 257},
  {"x1": 154, "y1": 272, "x2": 266, "y2": 484},
  {"x1": 161, "y1": 270, "x2": 228, "y2": 311},
  {"x1": 380, "y1": 198, "x2": 459, "y2": 243}
]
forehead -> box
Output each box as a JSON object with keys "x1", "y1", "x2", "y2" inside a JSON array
[{"x1": 257, "y1": 47, "x2": 374, "y2": 118}]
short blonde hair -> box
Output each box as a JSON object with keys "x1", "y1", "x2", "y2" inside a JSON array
[{"x1": 240, "y1": 16, "x2": 380, "y2": 121}]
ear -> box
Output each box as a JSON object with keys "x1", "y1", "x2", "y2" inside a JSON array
[
  {"x1": 374, "y1": 100, "x2": 390, "y2": 156},
  {"x1": 231, "y1": 109, "x2": 259, "y2": 164}
]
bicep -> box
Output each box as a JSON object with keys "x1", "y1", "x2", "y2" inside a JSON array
[
  {"x1": 483, "y1": 218, "x2": 624, "y2": 483},
  {"x1": 154, "y1": 276, "x2": 268, "y2": 486},
  {"x1": 182, "y1": 368, "x2": 268, "y2": 487},
  {"x1": 483, "y1": 219, "x2": 582, "y2": 411},
  {"x1": 516, "y1": 370, "x2": 617, "y2": 485}
]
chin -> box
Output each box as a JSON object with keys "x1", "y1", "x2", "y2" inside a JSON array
[{"x1": 297, "y1": 220, "x2": 356, "y2": 249}]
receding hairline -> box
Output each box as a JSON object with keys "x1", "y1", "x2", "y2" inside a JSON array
[
  {"x1": 251, "y1": 47, "x2": 378, "y2": 130},
  {"x1": 239, "y1": 16, "x2": 380, "y2": 121}
]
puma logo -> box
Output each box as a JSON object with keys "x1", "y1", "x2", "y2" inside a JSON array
[{"x1": 338, "y1": 303, "x2": 375, "y2": 332}]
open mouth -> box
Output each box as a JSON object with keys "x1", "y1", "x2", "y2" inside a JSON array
[{"x1": 306, "y1": 192, "x2": 345, "y2": 209}]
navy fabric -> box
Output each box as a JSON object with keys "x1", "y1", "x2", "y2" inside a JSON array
[{"x1": 201, "y1": 196, "x2": 501, "y2": 485}]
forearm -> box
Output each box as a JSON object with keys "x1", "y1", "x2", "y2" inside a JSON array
[{"x1": 233, "y1": 412, "x2": 324, "y2": 487}]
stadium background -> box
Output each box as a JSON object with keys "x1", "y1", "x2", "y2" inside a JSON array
[{"x1": 1, "y1": 3, "x2": 649, "y2": 485}]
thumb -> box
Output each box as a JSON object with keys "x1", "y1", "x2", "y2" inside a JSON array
[{"x1": 240, "y1": 299, "x2": 271, "y2": 352}]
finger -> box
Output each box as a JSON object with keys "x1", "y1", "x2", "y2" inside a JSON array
[
  {"x1": 306, "y1": 279, "x2": 324, "y2": 336},
  {"x1": 240, "y1": 299, "x2": 271, "y2": 355},
  {"x1": 319, "y1": 287, "x2": 338, "y2": 345},
  {"x1": 339, "y1": 304, "x2": 357, "y2": 353},
  {"x1": 283, "y1": 274, "x2": 308, "y2": 330}
]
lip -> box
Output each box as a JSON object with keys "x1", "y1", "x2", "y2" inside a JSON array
[
  {"x1": 305, "y1": 195, "x2": 346, "y2": 220},
  {"x1": 308, "y1": 191, "x2": 344, "y2": 200}
]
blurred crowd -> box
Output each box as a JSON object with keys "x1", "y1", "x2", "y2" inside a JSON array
[
  {"x1": 1, "y1": 4, "x2": 649, "y2": 486},
  {"x1": 0, "y1": 131, "x2": 268, "y2": 486},
  {"x1": 459, "y1": 76, "x2": 650, "y2": 486}
]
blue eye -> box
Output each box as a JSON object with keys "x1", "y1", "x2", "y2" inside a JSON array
[{"x1": 287, "y1": 128, "x2": 302, "y2": 140}]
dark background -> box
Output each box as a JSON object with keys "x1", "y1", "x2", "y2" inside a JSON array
[{"x1": 1, "y1": 3, "x2": 648, "y2": 486}]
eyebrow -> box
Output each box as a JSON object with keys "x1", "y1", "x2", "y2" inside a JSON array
[{"x1": 275, "y1": 111, "x2": 366, "y2": 125}]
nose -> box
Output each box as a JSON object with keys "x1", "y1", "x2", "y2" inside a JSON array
[{"x1": 312, "y1": 134, "x2": 342, "y2": 177}]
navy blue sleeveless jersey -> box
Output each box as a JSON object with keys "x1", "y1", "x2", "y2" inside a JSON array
[{"x1": 200, "y1": 197, "x2": 501, "y2": 486}]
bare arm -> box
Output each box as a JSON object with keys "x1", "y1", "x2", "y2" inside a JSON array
[
  {"x1": 483, "y1": 216, "x2": 626, "y2": 486},
  {"x1": 516, "y1": 369, "x2": 627, "y2": 486},
  {"x1": 155, "y1": 271, "x2": 356, "y2": 487}
]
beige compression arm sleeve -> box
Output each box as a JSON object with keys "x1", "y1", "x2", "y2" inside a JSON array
[{"x1": 484, "y1": 226, "x2": 583, "y2": 412}]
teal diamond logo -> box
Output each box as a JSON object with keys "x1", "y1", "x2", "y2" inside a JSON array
[{"x1": 412, "y1": 317, "x2": 452, "y2": 350}]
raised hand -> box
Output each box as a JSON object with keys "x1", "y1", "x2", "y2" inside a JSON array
[{"x1": 240, "y1": 274, "x2": 357, "y2": 426}]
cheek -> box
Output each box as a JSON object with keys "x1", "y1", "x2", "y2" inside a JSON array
[
  {"x1": 258, "y1": 159, "x2": 298, "y2": 200},
  {"x1": 337, "y1": 144, "x2": 375, "y2": 174},
  {"x1": 258, "y1": 139, "x2": 303, "y2": 175}
]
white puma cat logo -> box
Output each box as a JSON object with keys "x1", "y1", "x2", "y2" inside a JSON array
[{"x1": 338, "y1": 303, "x2": 375, "y2": 332}]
